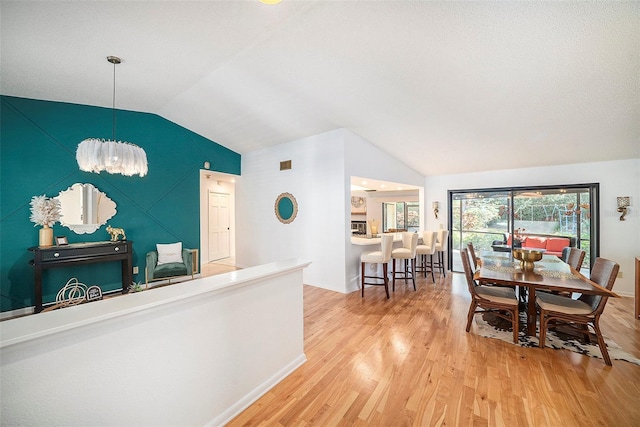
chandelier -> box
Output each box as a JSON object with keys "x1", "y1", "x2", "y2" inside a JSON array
[{"x1": 76, "y1": 56, "x2": 148, "y2": 177}]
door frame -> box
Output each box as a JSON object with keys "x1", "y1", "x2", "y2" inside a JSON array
[{"x1": 199, "y1": 170, "x2": 237, "y2": 266}]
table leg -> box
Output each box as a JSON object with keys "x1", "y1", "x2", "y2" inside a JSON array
[
  {"x1": 526, "y1": 287, "x2": 537, "y2": 336},
  {"x1": 122, "y1": 257, "x2": 132, "y2": 294},
  {"x1": 34, "y1": 265, "x2": 43, "y2": 313}
]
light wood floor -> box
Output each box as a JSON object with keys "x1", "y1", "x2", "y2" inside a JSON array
[
  {"x1": 201, "y1": 260, "x2": 239, "y2": 276},
  {"x1": 227, "y1": 272, "x2": 640, "y2": 426}
]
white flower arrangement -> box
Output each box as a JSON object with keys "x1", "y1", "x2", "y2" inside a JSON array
[{"x1": 29, "y1": 195, "x2": 61, "y2": 227}]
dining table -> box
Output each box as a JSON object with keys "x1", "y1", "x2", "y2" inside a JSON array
[{"x1": 475, "y1": 250, "x2": 618, "y2": 336}]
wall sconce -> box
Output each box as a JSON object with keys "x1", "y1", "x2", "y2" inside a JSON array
[
  {"x1": 433, "y1": 201, "x2": 439, "y2": 219},
  {"x1": 617, "y1": 196, "x2": 630, "y2": 221}
]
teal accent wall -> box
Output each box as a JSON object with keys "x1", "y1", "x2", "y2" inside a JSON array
[{"x1": 0, "y1": 96, "x2": 241, "y2": 312}]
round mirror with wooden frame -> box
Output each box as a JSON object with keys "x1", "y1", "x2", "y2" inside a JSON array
[{"x1": 275, "y1": 192, "x2": 298, "y2": 224}]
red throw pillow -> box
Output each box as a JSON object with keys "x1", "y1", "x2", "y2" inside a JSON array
[
  {"x1": 524, "y1": 236, "x2": 547, "y2": 249},
  {"x1": 547, "y1": 237, "x2": 570, "y2": 252}
]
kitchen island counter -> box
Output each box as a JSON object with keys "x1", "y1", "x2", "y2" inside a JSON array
[{"x1": 351, "y1": 233, "x2": 405, "y2": 246}]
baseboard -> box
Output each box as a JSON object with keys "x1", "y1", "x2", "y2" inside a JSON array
[{"x1": 207, "y1": 353, "x2": 307, "y2": 427}]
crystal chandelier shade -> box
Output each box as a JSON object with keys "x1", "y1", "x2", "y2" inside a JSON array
[{"x1": 76, "y1": 56, "x2": 148, "y2": 177}]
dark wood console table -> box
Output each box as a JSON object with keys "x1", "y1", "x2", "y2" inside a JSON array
[{"x1": 29, "y1": 241, "x2": 133, "y2": 313}]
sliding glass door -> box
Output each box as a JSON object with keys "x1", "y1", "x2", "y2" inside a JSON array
[
  {"x1": 451, "y1": 191, "x2": 510, "y2": 261},
  {"x1": 449, "y1": 184, "x2": 599, "y2": 273}
]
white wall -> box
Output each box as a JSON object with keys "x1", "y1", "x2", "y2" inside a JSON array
[
  {"x1": 425, "y1": 158, "x2": 640, "y2": 296},
  {"x1": 236, "y1": 129, "x2": 347, "y2": 292},
  {"x1": 236, "y1": 128, "x2": 425, "y2": 294}
]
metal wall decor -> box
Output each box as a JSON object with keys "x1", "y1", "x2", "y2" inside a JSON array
[
  {"x1": 351, "y1": 196, "x2": 365, "y2": 208},
  {"x1": 275, "y1": 192, "x2": 298, "y2": 224}
]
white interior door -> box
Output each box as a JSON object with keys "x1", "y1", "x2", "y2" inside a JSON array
[{"x1": 208, "y1": 191, "x2": 230, "y2": 262}]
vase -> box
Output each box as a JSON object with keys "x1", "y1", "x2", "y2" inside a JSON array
[{"x1": 39, "y1": 225, "x2": 54, "y2": 247}]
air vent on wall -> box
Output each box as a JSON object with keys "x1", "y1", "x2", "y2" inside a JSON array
[{"x1": 280, "y1": 160, "x2": 292, "y2": 171}]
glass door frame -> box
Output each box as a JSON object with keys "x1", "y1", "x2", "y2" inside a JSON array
[{"x1": 447, "y1": 183, "x2": 600, "y2": 273}]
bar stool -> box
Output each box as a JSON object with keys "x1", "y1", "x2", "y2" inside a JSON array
[
  {"x1": 360, "y1": 234, "x2": 394, "y2": 298},
  {"x1": 391, "y1": 232, "x2": 418, "y2": 291},
  {"x1": 416, "y1": 231, "x2": 438, "y2": 282},
  {"x1": 433, "y1": 229, "x2": 449, "y2": 277}
]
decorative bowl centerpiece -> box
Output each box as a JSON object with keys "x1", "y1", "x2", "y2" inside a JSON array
[{"x1": 512, "y1": 248, "x2": 543, "y2": 271}]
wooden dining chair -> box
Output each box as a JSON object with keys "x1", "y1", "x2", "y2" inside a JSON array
[
  {"x1": 566, "y1": 247, "x2": 586, "y2": 271},
  {"x1": 536, "y1": 257, "x2": 619, "y2": 365},
  {"x1": 460, "y1": 248, "x2": 520, "y2": 343},
  {"x1": 466, "y1": 242, "x2": 479, "y2": 270}
]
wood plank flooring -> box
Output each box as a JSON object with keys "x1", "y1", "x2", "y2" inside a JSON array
[{"x1": 227, "y1": 273, "x2": 640, "y2": 426}]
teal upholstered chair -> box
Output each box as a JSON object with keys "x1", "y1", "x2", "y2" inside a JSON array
[{"x1": 145, "y1": 245, "x2": 194, "y2": 288}]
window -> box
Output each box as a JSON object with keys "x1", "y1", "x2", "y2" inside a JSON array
[
  {"x1": 382, "y1": 201, "x2": 420, "y2": 233},
  {"x1": 448, "y1": 184, "x2": 599, "y2": 273}
]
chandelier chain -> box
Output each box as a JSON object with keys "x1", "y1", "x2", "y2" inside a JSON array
[{"x1": 112, "y1": 58, "x2": 117, "y2": 141}]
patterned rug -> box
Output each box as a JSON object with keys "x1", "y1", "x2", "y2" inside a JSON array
[{"x1": 474, "y1": 311, "x2": 640, "y2": 366}]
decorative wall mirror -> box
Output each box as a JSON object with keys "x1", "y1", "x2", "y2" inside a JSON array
[
  {"x1": 275, "y1": 192, "x2": 298, "y2": 224},
  {"x1": 55, "y1": 183, "x2": 117, "y2": 234}
]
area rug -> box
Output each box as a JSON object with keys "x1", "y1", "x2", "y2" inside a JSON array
[{"x1": 474, "y1": 312, "x2": 640, "y2": 366}]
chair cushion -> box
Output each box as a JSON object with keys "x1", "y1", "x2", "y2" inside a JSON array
[
  {"x1": 153, "y1": 262, "x2": 188, "y2": 278},
  {"x1": 476, "y1": 285, "x2": 518, "y2": 305},
  {"x1": 415, "y1": 244, "x2": 434, "y2": 255},
  {"x1": 546, "y1": 237, "x2": 569, "y2": 253},
  {"x1": 536, "y1": 291, "x2": 592, "y2": 315},
  {"x1": 391, "y1": 247, "x2": 413, "y2": 259},
  {"x1": 524, "y1": 236, "x2": 546, "y2": 249},
  {"x1": 361, "y1": 251, "x2": 385, "y2": 264},
  {"x1": 157, "y1": 242, "x2": 183, "y2": 265}
]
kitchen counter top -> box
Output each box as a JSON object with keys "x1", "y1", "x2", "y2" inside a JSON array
[{"x1": 351, "y1": 233, "x2": 405, "y2": 246}]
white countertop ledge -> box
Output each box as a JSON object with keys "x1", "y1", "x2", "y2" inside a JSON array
[
  {"x1": 0, "y1": 258, "x2": 311, "y2": 349},
  {"x1": 351, "y1": 233, "x2": 407, "y2": 246}
]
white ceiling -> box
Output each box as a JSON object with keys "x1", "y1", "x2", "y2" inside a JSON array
[{"x1": 2, "y1": 1, "x2": 638, "y2": 177}]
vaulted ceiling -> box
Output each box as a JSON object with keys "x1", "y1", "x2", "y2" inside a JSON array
[{"x1": 2, "y1": 1, "x2": 638, "y2": 176}]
